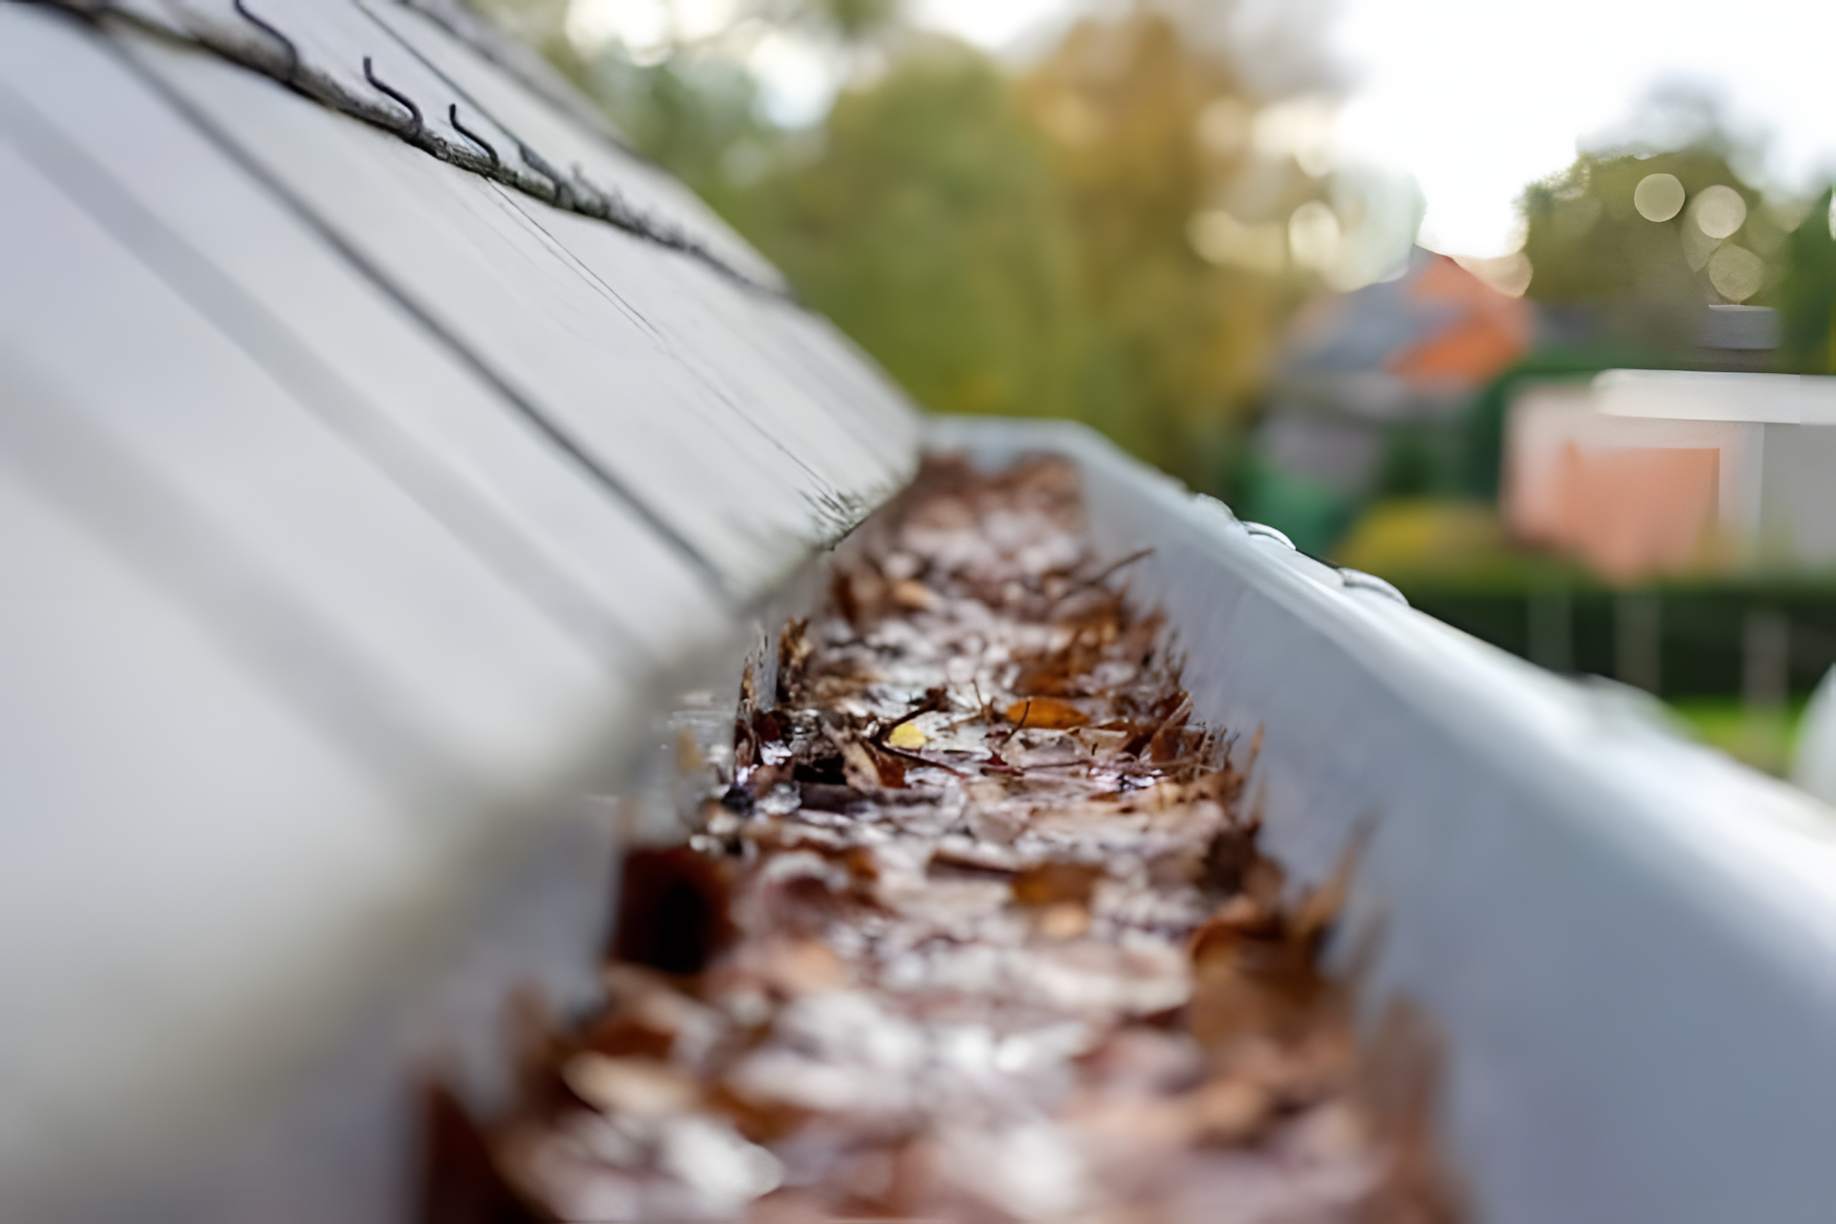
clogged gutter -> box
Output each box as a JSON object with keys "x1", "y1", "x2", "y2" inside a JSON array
[{"x1": 474, "y1": 456, "x2": 1458, "y2": 1222}]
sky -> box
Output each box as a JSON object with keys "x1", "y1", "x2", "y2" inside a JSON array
[
  {"x1": 912, "y1": 0, "x2": 1063, "y2": 50},
  {"x1": 1325, "y1": 0, "x2": 1836, "y2": 257},
  {"x1": 568, "y1": 0, "x2": 1836, "y2": 259}
]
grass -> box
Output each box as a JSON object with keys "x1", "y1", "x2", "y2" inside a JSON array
[{"x1": 1665, "y1": 696, "x2": 1809, "y2": 777}]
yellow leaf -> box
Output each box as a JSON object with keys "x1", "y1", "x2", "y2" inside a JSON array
[{"x1": 887, "y1": 721, "x2": 928, "y2": 750}]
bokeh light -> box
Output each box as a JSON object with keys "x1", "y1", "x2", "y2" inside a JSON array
[
  {"x1": 1679, "y1": 213, "x2": 1720, "y2": 270},
  {"x1": 1706, "y1": 241, "x2": 1765, "y2": 301},
  {"x1": 1690, "y1": 184, "x2": 1748, "y2": 240},
  {"x1": 1196, "y1": 96, "x2": 1252, "y2": 158},
  {"x1": 1188, "y1": 209, "x2": 1287, "y2": 275},
  {"x1": 1633, "y1": 172, "x2": 1685, "y2": 222},
  {"x1": 1288, "y1": 201, "x2": 1343, "y2": 273}
]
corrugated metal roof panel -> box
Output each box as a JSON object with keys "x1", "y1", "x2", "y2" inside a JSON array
[
  {"x1": 0, "y1": 2, "x2": 918, "y2": 1214},
  {"x1": 0, "y1": 137, "x2": 623, "y2": 784},
  {"x1": 126, "y1": 0, "x2": 789, "y2": 294},
  {"x1": 364, "y1": 0, "x2": 792, "y2": 292},
  {"x1": 0, "y1": 14, "x2": 729, "y2": 668},
  {"x1": 0, "y1": 454, "x2": 435, "y2": 1206},
  {"x1": 119, "y1": 29, "x2": 911, "y2": 597}
]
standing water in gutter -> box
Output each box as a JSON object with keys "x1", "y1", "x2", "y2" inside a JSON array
[{"x1": 453, "y1": 456, "x2": 1458, "y2": 1223}]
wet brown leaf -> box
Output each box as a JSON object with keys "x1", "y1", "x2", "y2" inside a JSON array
[
  {"x1": 1003, "y1": 696, "x2": 1090, "y2": 730},
  {"x1": 1012, "y1": 861, "x2": 1104, "y2": 907},
  {"x1": 473, "y1": 455, "x2": 1457, "y2": 1224}
]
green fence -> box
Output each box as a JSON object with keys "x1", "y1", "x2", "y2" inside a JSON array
[{"x1": 1398, "y1": 579, "x2": 1836, "y2": 699}]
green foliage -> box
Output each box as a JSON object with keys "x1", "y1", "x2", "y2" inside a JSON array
[
  {"x1": 1518, "y1": 86, "x2": 1834, "y2": 366},
  {"x1": 550, "y1": 36, "x2": 1108, "y2": 431},
  {"x1": 584, "y1": 52, "x2": 780, "y2": 221},
  {"x1": 1018, "y1": 13, "x2": 1316, "y2": 482},
  {"x1": 477, "y1": 3, "x2": 1346, "y2": 491},
  {"x1": 745, "y1": 47, "x2": 1093, "y2": 423},
  {"x1": 1774, "y1": 190, "x2": 1836, "y2": 374},
  {"x1": 469, "y1": 0, "x2": 580, "y2": 74},
  {"x1": 1522, "y1": 148, "x2": 1753, "y2": 347},
  {"x1": 769, "y1": 0, "x2": 903, "y2": 41},
  {"x1": 1668, "y1": 695, "x2": 1807, "y2": 776},
  {"x1": 1238, "y1": 459, "x2": 1350, "y2": 557},
  {"x1": 1521, "y1": 141, "x2": 1836, "y2": 374}
]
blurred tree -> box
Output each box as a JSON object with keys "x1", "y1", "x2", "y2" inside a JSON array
[
  {"x1": 1522, "y1": 147, "x2": 1752, "y2": 350},
  {"x1": 1774, "y1": 189, "x2": 1836, "y2": 374},
  {"x1": 747, "y1": 0, "x2": 904, "y2": 42},
  {"x1": 1017, "y1": 8, "x2": 1328, "y2": 483},
  {"x1": 470, "y1": 0, "x2": 581, "y2": 74},
  {"x1": 475, "y1": 0, "x2": 1340, "y2": 492},
  {"x1": 584, "y1": 51, "x2": 782, "y2": 224},
  {"x1": 1520, "y1": 90, "x2": 1816, "y2": 356},
  {"x1": 744, "y1": 44, "x2": 1093, "y2": 422}
]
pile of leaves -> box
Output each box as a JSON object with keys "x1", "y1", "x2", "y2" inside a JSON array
[{"x1": 467, "y1": 456, "x2": 1457, "y2": 1223}]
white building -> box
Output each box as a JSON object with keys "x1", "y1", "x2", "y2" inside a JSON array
[{"x1": 1506, "y1": 367, "x2": 1836, "y2": 581}]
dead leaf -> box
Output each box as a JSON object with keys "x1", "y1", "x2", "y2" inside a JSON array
[
  {"x1": 1004, "y1": 696, "x2": 1090, "y2": 729},
  {"x1": 887, "y1": 721, "x2": 928, "y2": 750},
  {"x1": 481, "y1": 455, "x2": 1456, "y2": 1224},
  {"x1": 1012, "y1": 861, "x2": 1104, "y2": 907},
  {"x1": 1036, "y1": 902, "x2": 1092, "y2": 939},
  {"x1": 890, "y1": 579, "x2": 935, "y2": 611},
  {"x1": 562, "y1": 1054, "x2": 699, "y2": 1116},
  {"x1": 1189, "y1": 1076, "x2": 1273, "y2": 1145}
]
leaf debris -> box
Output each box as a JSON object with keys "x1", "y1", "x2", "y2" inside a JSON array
[{"x1": 466, "y1": 455, "x2": 1460, "y2": 1223}]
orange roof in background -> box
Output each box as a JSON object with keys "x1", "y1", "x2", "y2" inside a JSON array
[{"x1": 1385, "y1": 254, "x2": 1533, "y2": 386}]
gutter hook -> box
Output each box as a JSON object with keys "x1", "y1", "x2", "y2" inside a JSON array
[
  {"x1": 232, "y1": 0, "x2": 299, "y2": 84},
  {"x1": 448, "y1": 103, "x2": 499, "y2": 169},
  {"x1": 362, "y1": 56, "x2": 423, "y2": 142}
]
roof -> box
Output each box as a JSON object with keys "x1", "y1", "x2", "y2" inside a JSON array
[
  {"x1": 1275, "y1": 246, "x2": 1534, "y2": 418},
  {"x1": 0, "y1": 2, "x2": 917, "y2": 1213}
]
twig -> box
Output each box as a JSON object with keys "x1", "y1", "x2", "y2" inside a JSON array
[
  {"x1": 971, "y1": 677, "x2": 992, "y2": 722},
  {"x1": 1067, "y1": 546, "x2": 1156, "y2": 595},
  {"x1": 884, "y1": 686, "x2": 947, "y2": 737},
  {"x1": 869, "y1": 738, "x2": 970, "y2": 777},
  {"x1": 868, "y1": 688, "x2": 966, "y2": 777}
]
